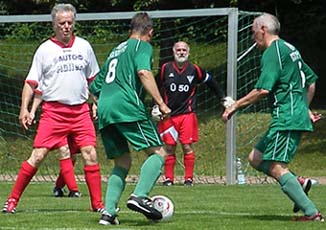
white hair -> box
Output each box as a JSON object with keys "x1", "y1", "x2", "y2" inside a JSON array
[{"x1": 254, "y1": 13, "x2": 280, "y2": 35}]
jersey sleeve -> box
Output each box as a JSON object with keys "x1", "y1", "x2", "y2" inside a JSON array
[
  {"x1": 193, "y1": 64, "x2": 206, "y2": 83},
  {"x1": 301, "y1": 61, "x2": 318, "y2": 86},
  {"x1": 25, "y1": 46, "x2": 44, "y2": 88},
  {"x1": 89, "y1": 58, "x2": 108, "y2": 97},
  {"x1": 255, "y1": 49, "x2": 280, "y2": 91},
  {"x1": 85, "y1": 42, "x2": 100, "y2": 80},
  {"x1": 135, "y1": 42, "x2": 153, "y2": 71},
  {"x1": 158, "y1": 63, "x2": 168, "y2": 90}
]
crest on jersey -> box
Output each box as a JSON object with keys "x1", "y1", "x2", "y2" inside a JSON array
[
  {"x1": 169, "y1": 73, "x2": 174, "y2": 78},
  {"x1": 187, "y1": 75, "x2": 194, "y2": 83}
]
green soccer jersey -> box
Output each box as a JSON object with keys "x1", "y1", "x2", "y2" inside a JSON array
[
  {"x1": 255, "y1": 39, "x2": 318, "y2": 131},
  {"x1": 89, "y1": 38, "x2": 153, "y2": 129}
]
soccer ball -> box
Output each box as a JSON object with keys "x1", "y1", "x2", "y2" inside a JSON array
[{"x1": 152, "y1": 195, "x2": 174, "y2": 222}]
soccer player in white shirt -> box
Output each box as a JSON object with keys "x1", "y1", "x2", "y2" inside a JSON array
[{"x1": 2, "y1": 3, "x2": 105, "y2": 214}]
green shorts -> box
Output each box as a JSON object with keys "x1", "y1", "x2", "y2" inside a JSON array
[
  {"x1": 100, "y1": 119, "x2": 163, "y2": 159},
  {"x1": 255, "y1": 129, "x2": 302, "y2": 164}
]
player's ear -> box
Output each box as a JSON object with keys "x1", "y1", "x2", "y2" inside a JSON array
[{"x1": 148, "y1": 29, "x2": 154, "y2": 38}]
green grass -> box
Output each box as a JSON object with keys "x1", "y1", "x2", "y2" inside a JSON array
[
  {"x1": 1, "y1": 111, "x2": 326, "y2": 181},
  {"x1": 0, "y1": 182, "x2": 325, "y2": 229}
]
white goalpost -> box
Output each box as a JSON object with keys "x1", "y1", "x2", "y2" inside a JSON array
[{"x1": 0, "y1": 8, "x2": 263, "y2": 185}]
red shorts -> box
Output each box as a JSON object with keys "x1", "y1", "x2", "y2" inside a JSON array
[
  {"x1": 33, "y1": 102, "x2": 96, "y2": 150},
  {"x1": 158, "y1": 113, "x2": 198, "y2": 145}
]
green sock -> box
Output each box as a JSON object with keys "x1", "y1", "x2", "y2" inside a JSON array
[
  {"x1": 133, "y1": 154, "x2": 164, "y2": 197},
  {"x1": 279, "y1": 172, "x2": 318, "y2": 216},
  {"x1": 105, "y1": 166, "x2": 128, "y2": 215},
  {"x1": 257, "y1": 161, "x2": 271, "y2": 176}
]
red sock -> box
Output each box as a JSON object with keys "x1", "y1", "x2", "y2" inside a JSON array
[
  {"x1": 55, "y1": 173, "x2": 65, "y2": 189},
  {"x1": 56, "y1": 157, "x2": 77, "y2": 189},
  {"x1": 59, "y1": 158, "x2": 78, "y2": 191},
  {"x1": 10, "y1": 161, "x2": 37, "y2": 201},
  {"x1": 184, "y1": 152, "x2": 195, "y2": 181},
  {"x1": 84, "y1": 164, "x2": 103, "y2": 210},
  {"x1": 164, "y1": 154, "x2": 176, "y2": 181}
]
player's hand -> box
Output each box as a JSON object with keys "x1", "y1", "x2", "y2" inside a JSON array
[
  {"x1": 309, "y1": 110, "x2": 322, "y2": 123},
  {"x1": 158, "y1": 103, "x2": 171, "y2": 121},
  {"x1": 91, "y1": 103, "x2": 98, "y2": 120},
  {"x1": 27, "y1": 112, "x2": 36, "y2": 127},
  {"x1": 222, "y1": 102, "x2": 237, "y2": 123},
  {"x1": 19, "y1": 108, "x2": 31, "y2": 130}
]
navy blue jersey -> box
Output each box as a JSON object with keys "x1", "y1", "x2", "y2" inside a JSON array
[{"x1": 158, "y1": 61, "x2": 208, "y2": 116}]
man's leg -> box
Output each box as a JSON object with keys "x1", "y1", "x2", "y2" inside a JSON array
[
  {"x1": 183, "y1": 151, "x2": 195, "y2": 185},
  {"x1": 3, "y1": 148, "x2": 47, "y2": 213},
  {"x1": 163, "y1": 154, "x2": 176, "y2": 185},
  {"x1": 133, "y1": 153, "x2": 164, "y2": 197},
  {"x1": 127, "y1": 147, "x2": 166, "y2": 221},
  {"x1": 278, "y1": 171, "x2": 318, "y2": 217},
  {"x1": 82, "y1": 146, "x2": 104, "y2": 212},
  {"x1": 105, "y1": 166, "x2": 128, "y2": 215}
]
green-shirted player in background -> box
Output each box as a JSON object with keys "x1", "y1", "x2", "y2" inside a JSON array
[
  {"x1": 222, "y1": 13, "x2": 323, "y2": 222},
  {"x1": 89, "y1": 12, "x2": 171, "y2": 225}
]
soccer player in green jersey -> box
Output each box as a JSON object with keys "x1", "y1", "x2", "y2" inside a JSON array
[
  {"x1": 222, "y1": 13, "x2": 323, "y2": 222},
  {"x1": 89, "y1": 12, "x2": 171, "y2": 225}
]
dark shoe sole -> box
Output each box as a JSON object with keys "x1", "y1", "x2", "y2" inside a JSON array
[{"x1": 127, "y1": 200, "x2": 162, "y2": 220}]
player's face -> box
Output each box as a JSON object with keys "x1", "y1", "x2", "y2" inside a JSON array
[
  {"x1": 173, "y1": 42, "x2": 189, "y2": 64},
  {"x1": 53, "y1": 11, "x2": 75, "y2": 44},
  {"x1": 251, "y1": 21, "x2": 265, "y2": 50}
]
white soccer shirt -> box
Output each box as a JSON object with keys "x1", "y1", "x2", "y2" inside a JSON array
[{"x1": 26, "y1": 35, "x2": 99, "y2": 105}]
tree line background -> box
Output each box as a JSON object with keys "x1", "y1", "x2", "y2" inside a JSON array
[{"x1": 0, "y1": 0, "x2": 325, "y2": 108}]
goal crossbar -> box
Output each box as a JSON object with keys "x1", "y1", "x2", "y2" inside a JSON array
[{"x1": 0, "y1": 8, "x2": 240, "y2": 184}]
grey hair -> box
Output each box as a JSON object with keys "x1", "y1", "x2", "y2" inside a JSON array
[
  {"x1": 130, "y1": 12, "x2": 153, "y2": 36},
  {"x1": 173, "y1": 41, "x2": 190, "y2": 52},
  {"x1": 254, "y1": 13, "x2": 281, "y2": 35},
  {"x1": 51, "y1": 3, "x2": 76, "y2": 22}
]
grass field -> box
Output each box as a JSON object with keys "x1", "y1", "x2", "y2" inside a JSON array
[{"x1": 0, "y1": 182, "x2": 325, "y2": 229}]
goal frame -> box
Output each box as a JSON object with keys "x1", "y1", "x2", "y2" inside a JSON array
[{"x1": 0, "y1": 8, "x2": 239, "y2": 184}]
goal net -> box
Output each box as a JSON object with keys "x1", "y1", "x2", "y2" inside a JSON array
[{"x1": 0, "y1": 9, "x2": 266, "y2": 184}]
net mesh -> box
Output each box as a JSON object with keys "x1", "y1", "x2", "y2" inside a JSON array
[{"x1": 0, "y1": 10, "x2": 269, "y2": 184}]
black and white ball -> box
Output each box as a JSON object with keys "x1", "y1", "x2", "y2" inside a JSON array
[{"x1": 152, "y1": 195, "x2": 174, "y2": 222}]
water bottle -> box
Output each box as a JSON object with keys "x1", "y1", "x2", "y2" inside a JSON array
[{"x1": 236, "y1": 157, "x2": 246, "y2": 184}]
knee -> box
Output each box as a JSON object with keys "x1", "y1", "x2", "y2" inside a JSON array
[
  {"x1": 58, "y1": 145, "x2": 70, "y2": 160},
  {"x1": 182, "y1": 144, "x2": 193, "y2": 154},
  {"x1": 248, "y1": 149, "x2": 262, "y2": 169},
  {"x1": 28, "y1": 148, "x2": 48, "y2": 167},
  {"x1": 155, "y1": 146, "x2": 168, "y2": 158},
  {"x1": 165, "y1": 145, "x2": 175, "y2": 155},
  {"x1": 81, "y1": 146, "x2": 98, "y2": 165},
  {"x1": 114, "y1": 153, "x2": 132, "y2": 171},
  {"x1": 248, "y1": 152, "x2": 255, "y2": 166}
]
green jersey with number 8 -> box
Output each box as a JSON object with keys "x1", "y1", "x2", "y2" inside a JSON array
[
  {"x1": 89, "y1": 38, "x2": 153, "y2": 129},
  {"x1": 254, "y1": 39, "x2": 318, "y2": 131}
]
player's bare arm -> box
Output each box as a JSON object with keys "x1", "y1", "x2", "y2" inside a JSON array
[
  {"x1": 138, "y1": 69, "x2": 171, "y2": 118},
  {"x1": 88, "y1": 93, "x2": 98, "y2": 120},
  {"x1": 222, "y1": 88, "x2": 269, "y2": 122},
  {"x1": 306, "y1": 83, "x2": 321, "y2": 123},
  {"x1": 19, "y1": 83, "x2": 35, "y2": 130},
  {"x1": 29, "y1": 93, "x2": 42, "y2": 126},
  {"x1": 306, "y1": 82, "x2": 316, "y2": 105}
]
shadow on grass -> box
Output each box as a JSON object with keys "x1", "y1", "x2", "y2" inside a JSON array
[
  {"x1": 248, "y1": 214, "x2": 293, "y2": 222},
  {"x1": 117, "y1": 218, "x2": 162, "y2": 227}
]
